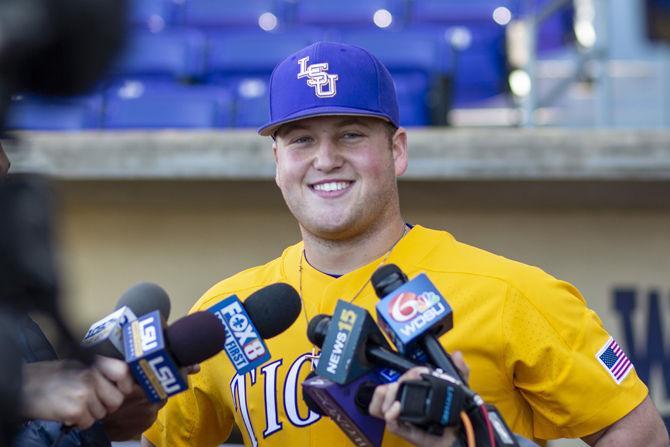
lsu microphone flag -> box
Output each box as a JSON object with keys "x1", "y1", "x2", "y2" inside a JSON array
[{"x1": 596, "y1": 337, "x2": 633, "y2": 384}]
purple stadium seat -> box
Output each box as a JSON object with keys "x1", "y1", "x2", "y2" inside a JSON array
[
  {"x1": 130, "y1": 0, "x2": 177, "y2": 31},
  {"x1": 205, "y1": 28, "x2": 321, "y2": 85},
  {"x1": 339, "y1": 29, "x2": 449, "y2": 126},
  {"x1": 231, "y1": 78, "x2": 270, "y2": 128},
  {"x1": 411, "y1": 0, "x2": 517, "y2": 25},
  {"x1": 294, "y1": 0, "x2": 404, "y2": 27},
  {"x1": 113, "y1": 29, "x2": 207, "y2": 80},
  {"x1": 103, "y1": 80, "x2": 232, "y2": 128},
  {"x1": 447, "y1": 24, "x2": 507, "y2": 104},
  {"x1": 181, "y1": 0, "x2": 280, "y2": 28},
  {"x1": 5, "y1": 95, "x2": 103, "y2": 130}
]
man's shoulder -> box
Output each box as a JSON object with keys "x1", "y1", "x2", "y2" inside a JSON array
[
  {"x1": 414, "y1": 226, "x2": 563, "y2": 294},
  {"x1": 190, "y1": 243, "x2": 299, "y2": 312}
]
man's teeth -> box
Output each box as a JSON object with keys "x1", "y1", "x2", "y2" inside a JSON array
[{"x1": 314, "y1": 182, "x2": 349, "y2": 192}]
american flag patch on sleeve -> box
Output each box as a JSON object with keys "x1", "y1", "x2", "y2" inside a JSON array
[{"x1": 596, "y1": 337, "x2": 633, "y2": 384}]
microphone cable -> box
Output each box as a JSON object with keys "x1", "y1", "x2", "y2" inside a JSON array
[{"x1": 460, "y1": 411, "x2": 476, "y2": 447}]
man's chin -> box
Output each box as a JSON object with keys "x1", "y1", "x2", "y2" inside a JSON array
[{"x1": 300, "y1": 220, "x2": 360, "y2": 241}]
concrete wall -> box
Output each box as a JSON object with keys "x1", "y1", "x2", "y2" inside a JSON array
[{"x1": 52, "y1": 179, "x2": 670, "y2": 329}]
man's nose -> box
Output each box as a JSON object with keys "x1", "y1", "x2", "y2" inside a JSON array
[{"x1": 312, "y1": 139, "x2": 343, "y2": 172}]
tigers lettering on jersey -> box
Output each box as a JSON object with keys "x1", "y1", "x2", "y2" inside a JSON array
[{"x1": 229, "y1": 353, "x2": 320, "y2": 445}]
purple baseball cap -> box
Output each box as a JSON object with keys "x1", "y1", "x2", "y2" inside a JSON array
[{"x1": 257, "y1": 41, "x2": 400, "y2": 136}]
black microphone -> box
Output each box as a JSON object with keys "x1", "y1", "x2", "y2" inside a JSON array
[
  {"x1": 305, "y1": 307, "x2": 414, "y2": 447},
  {"x1": 243, "y1": 283, "x2": 302, "y2": 339},
  {"x1": 123, "y1": 310, "x2": 226, "y2": 402},
  {"x1": 309, "y1": 304, "x2": 417, "y2": 385},
  {"x1": 164, "y1": 311, "x2": 226, "y2": 367},
  {"x1": 371, "y1": 264, "x2": 466, "y2": 384},
  {"x1": 115, "y1": 282, "x2": 171, "y2": 321},
  {"x1": 207, "y1": 282, "x2": 301, "y2": 375},
  {"x1": 81, "y1": 282, "x2": 172, "y2": 359}
]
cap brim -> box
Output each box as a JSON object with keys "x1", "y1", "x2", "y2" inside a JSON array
[{"x1": 257, "y1": 106, "x2": 395, "y2": 136}]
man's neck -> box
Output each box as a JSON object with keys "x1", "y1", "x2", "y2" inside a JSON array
[{"x1": 300, "y1": 217, "x2": 408, "y2": 276}]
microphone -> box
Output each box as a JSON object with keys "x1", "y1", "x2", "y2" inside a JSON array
[
  {"x1": 302, "y1": 372, "x2": 386, "y2": 447},
  {"x1": 310, "y1": 303, "x2": 417, "y2": 385},
  {"x1": 123, "y1": 310, "x2": 226, "y2": 402},
  {"x1": 207, "y1": 283, "x2": 301, "y2": 375},
  {"x1": 80, "y1": 282, "x2": 171, "y2": 359},
  {"x1": 371, "y1": 264, "x2": 465, "y2": 384},
  {"x1": 305, "y1": 308, "x2": 410, "y2": 447},
  {"x1": 372, "y1": 266, "x2": 525, "y2": 445},
  {"x1": 115, "y1": 282, "x2": 171, "y2": 321}
]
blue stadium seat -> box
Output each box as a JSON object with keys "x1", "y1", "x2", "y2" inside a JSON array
[
  {"x1": 340, "y1": 29, "x2": 445, "y2": 74},
  {"x1": 339, "y1": 29, "x2": 448, "y2": 126},
  {"x1": 113, "y1": 29, "x2": 207, "y2": 80},
  {"x1": 537, "y1": 5, "x2": 574, "y2": 52},
  {"x1": 293, "y1": 0, "x2": 404, "y2": 27},
  {"x1": 394, "y1": 74, "x2": 432, "y2": 126},
  {"x1": 231, "y1": 78, "x2": 270, "y2": 128},
  {"x1": 181, "y1": 0, "x2": 280, "y2": 28},
  {"x1": 5, "y1": 95, "x2": 103, "y2": 130},
  {"x1": 103, "y1": 80, "x2": 233, "y2": 128},
  {"x1": 410, "y1": 0, "x2": 517, "y2": 25},
  {"x1": 447, "y1": 24, "x2": 507, "y2": 104},
  {"x1": 129, "y1": 0, "x2": 176, "y2": 31},
  {"x1": 206, "y1": 29, "x2": 321, "y2": 86}
]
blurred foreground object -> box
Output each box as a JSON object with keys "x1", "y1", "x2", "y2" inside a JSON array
[{"x1": 0, "y1": 0, "x2": 127, "y2": 128}]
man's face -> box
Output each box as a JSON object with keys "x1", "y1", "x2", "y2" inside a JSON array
[
  {"x1": 273, "y1": 115, "x2": 408, "y2": 240},
  {"x1": 0, "y1": 144, "x2": 10, "y2": 177}
]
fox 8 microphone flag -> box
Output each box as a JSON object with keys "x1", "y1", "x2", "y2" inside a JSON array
[{"x1": 208, "y1": 295, "x2": 270, "y2": 375}]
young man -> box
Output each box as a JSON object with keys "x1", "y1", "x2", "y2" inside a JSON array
[{"x1": 143, "y1": 42, "x2": 668, "y2": 446}]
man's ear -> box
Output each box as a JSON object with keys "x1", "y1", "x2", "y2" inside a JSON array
[
  {"x1": 272, "y1": 142, "x2": 280, "y2": 186},
  {"x1": 391, "y1": 127, "x2": 408, "y2": 176}
]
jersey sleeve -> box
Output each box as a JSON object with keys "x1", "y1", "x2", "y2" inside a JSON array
[
  {"x1": 143, "y1": 362, "x2": 234, "y2": 447},
  {"x1": 501, "y1": 277, "x2": 648, "y2": 440}
]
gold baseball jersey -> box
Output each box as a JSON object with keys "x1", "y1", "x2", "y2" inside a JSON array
[{"x1": 145, "y1": 225, "x2": 648, "y2": 446}]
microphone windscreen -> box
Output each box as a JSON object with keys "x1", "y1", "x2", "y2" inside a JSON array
[
  {"x1": 116, "y1": 282, "x2": 171, "y2": 320},
  {"x1": 371, "y1": 263, "x2": 408, "y2": 298},
  {"x1": 165, "y1": 311, "x2": 226, "y2": 366},
  {"x1": 244, "y1": 283, "x2": 301, "y2": 339},
  {"x1": 354, "y1": 381, "x2": 378, "y2": 415},
  {"x1": 302, "y1": 371, "x2": 326, "y2": 416},
  {"x1": 306, "y1": 314, "x2": 331, "y2": 348}
]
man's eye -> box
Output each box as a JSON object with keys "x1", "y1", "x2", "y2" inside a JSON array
[
  {"x1": 291, "y1": 136, "x2": 312, "y2": 145},
  {"x1": 343, "y1": 132, "x2": 363, "y2": 140}
]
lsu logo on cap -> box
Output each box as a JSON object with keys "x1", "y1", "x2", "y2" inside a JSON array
[
  {"x1": 388, "y1": 290, "x2": 441, "y2": 323},
  {"x1": 297, "y1": 56, "x2": 338, "y2": 98}
]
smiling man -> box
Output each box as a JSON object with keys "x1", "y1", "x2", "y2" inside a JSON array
[{"x1": 143, "y1": 42, "x2": 668, "y2": 447}]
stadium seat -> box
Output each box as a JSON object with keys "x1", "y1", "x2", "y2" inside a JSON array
[
  {"x1": 410, "y1": 0, "x2": 518, "y2": 25},
  {"x1": 448, "y1": 24, "x2": 507, "y2": 104},
  {"x1": 181, "y1": 0, "x2": 281, "y2": 28},
  {"x1": 103, "y1": 80, "x2": 233, "y2": 128},
  {"x1": 231, "y1": 78, "x2": 270, "y2": 128},
  {"x1": 129, "y1": 0, "x2": 176, "y2": 31},
  {"x1": 205, "y1": 29, "x2": 321, "y2": 86},
  {"x1": 5, "y1": 95, "x2": 103, "y2": 130},
  {"x1": 339, "y1": 29, "x2": 449, "y2": 126},
  {"x1": 112, "y1": 29, "x2": 207, "y2": 80},
  {"x1": 293, "y1": 0, "x2": 404, "y2": 27}
]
